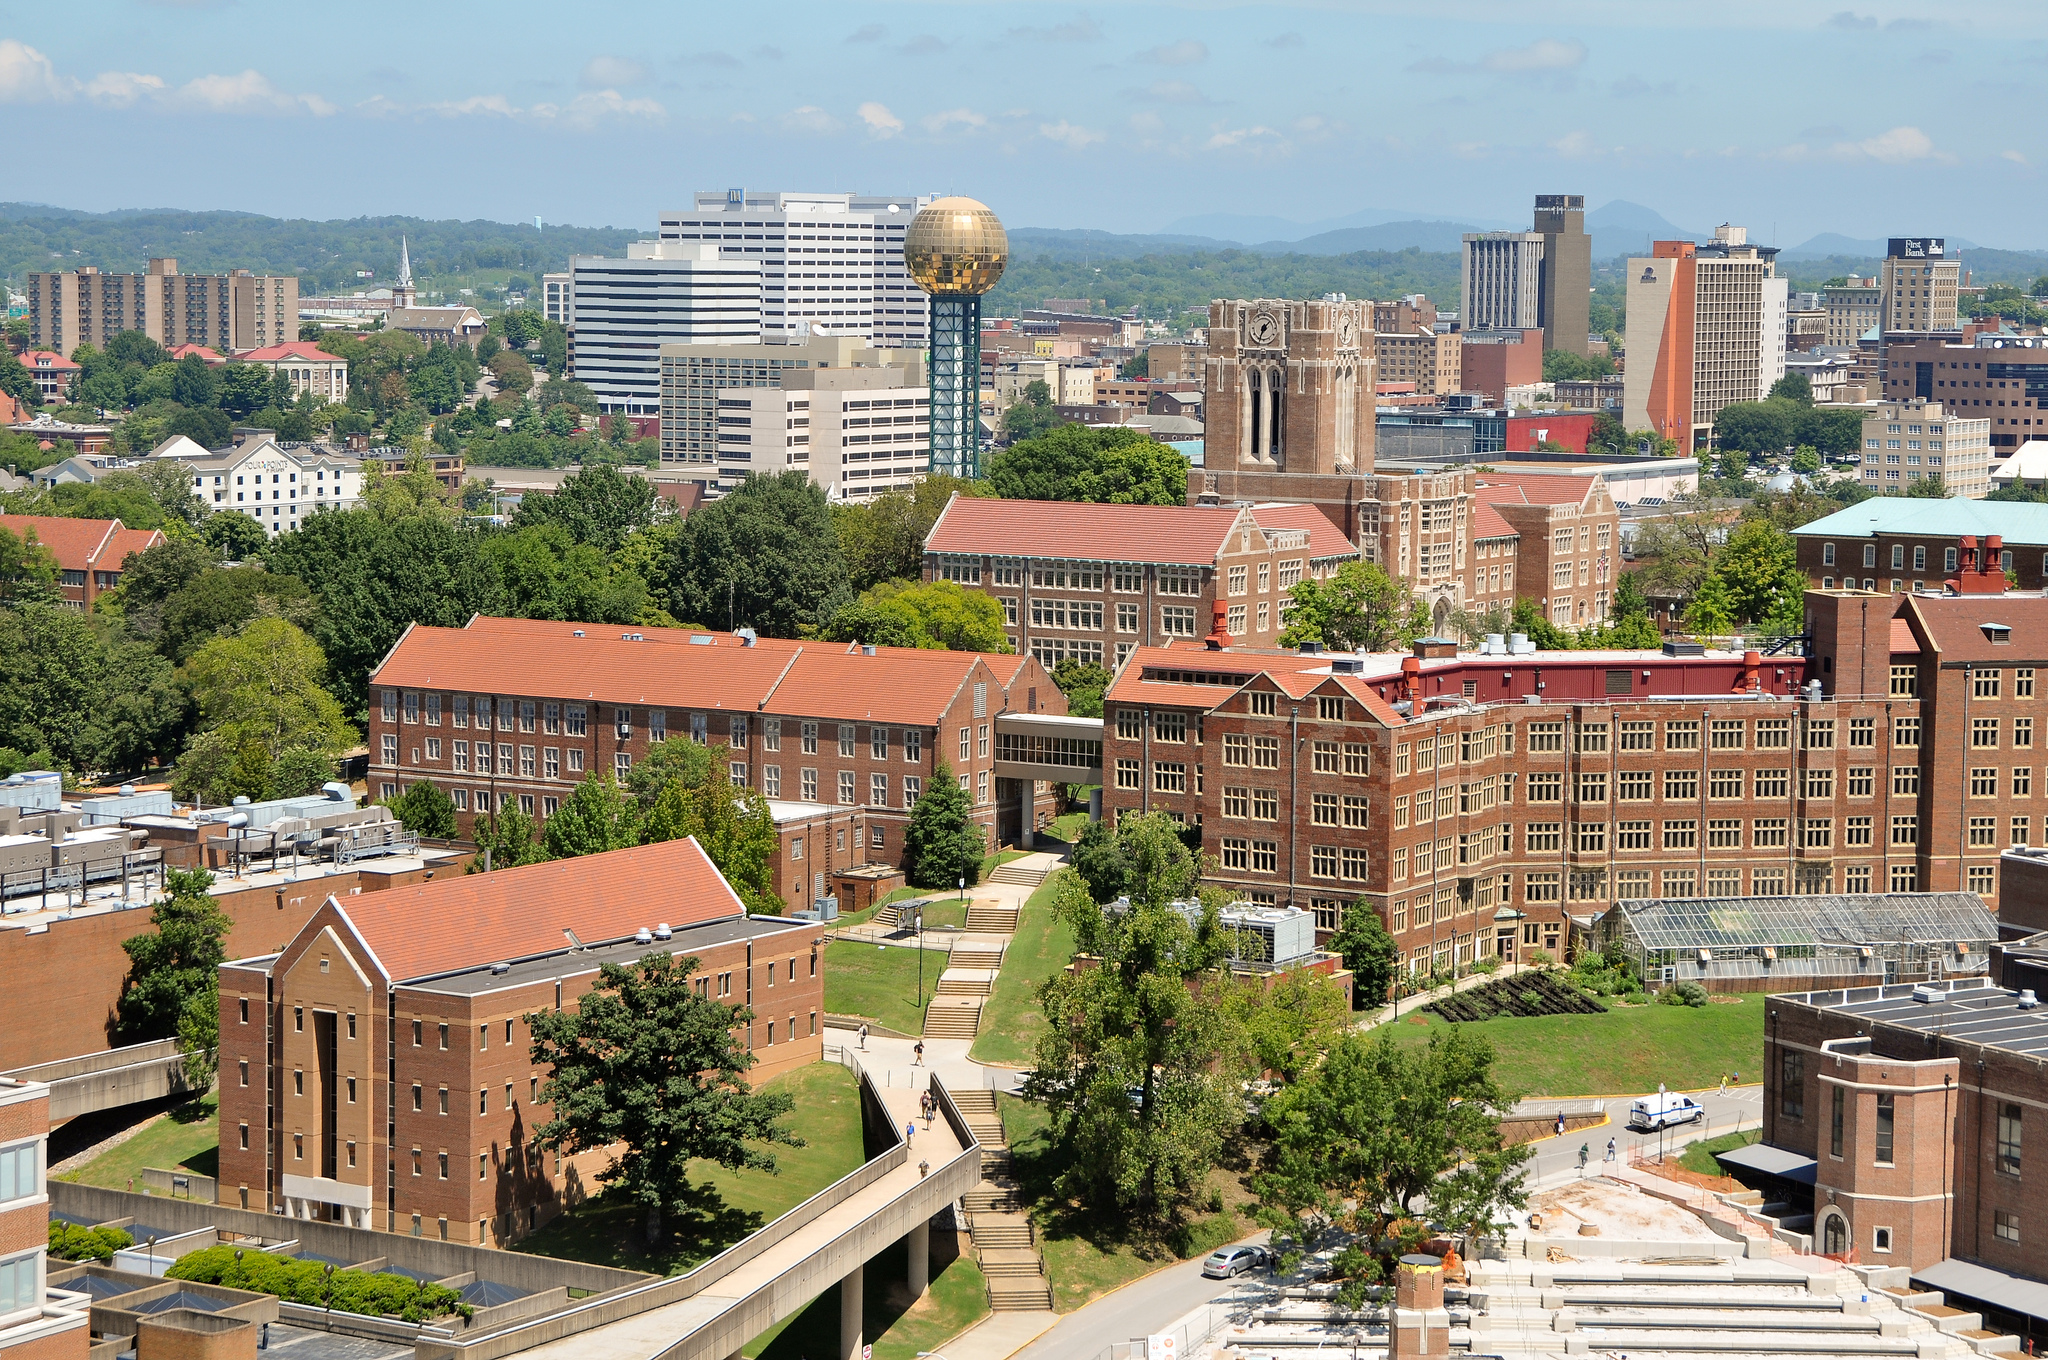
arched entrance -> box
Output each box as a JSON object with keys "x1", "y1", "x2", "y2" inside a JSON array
[
  {"x1": 1432, "y1": 598, "x2": 1452, "y2": 636},
  {"x1": 1819, "y1": 1207, "x2": 1849, "y2": 1257}
]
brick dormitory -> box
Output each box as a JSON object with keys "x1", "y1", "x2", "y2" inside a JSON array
[
  {"x1": 215, "y1": 837, "x2": 824, "y2": 1247},
  {"x1": 365, "y1": 616, "x2": 1067, "y2": 884},
  {"x1": 1094, "y1": 572, "x2": 2048, "y2": 978}
]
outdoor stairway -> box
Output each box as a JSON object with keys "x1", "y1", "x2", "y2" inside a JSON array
[
  {"x1": 874, "y1": 902, "x2": 906, "y2": 929},
  {"x1": 948, "y1": 941, "x2": 1006, "y2": 970},
  {"x1": 965, "y1": 903, "x2": 1021, "y2": 932},
  {"x1": 988, "y1": 860, "x2": 1053, "y2": 888},
  {"x1": 955, "y1": 1090, "x2": 1054, "y2": 1314},
  {"x1": 922, "y1": 997, "x2": 983, "y2": 1039},
  {"x1": 935, "y1": 968, "x2": 997, "y2": 997},
  {"x1": 950, "y1": 1089, "x2": 1007, "y2": 1147}
]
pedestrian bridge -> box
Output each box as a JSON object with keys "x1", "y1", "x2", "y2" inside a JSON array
[{"x1": 993, "y1": 712, "x2": 1103, "y2": 784}]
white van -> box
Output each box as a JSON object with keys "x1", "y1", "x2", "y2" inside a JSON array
[{"x1": 1626, "y1": 1092, "x2": 1704, "y2": 1132}]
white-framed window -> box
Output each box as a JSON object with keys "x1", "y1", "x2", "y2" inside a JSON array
[{"x1": 0, "y1": 1139, "x2": 40, "y2": 1204}]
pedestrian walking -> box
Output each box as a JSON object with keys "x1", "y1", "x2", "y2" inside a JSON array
[
  {"x1": 905, "y1": 1120, "x2": 916, "y2": 1143},
  {"x1": 913, "y1": 1041, "x2": 925, "y2": 1066},
  {"x1": 1606, "y1": 1137, "x2": 1617, "y2": 1163},
  {"x1": 1554, "y1": 1111, "x2": 1566, "y2": 1138},
  {"x1": 858, "y1": 1024, "x2": 868, "y2": 1051}
]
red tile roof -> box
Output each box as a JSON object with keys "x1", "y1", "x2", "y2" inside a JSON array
[
  {"x1": 333, "y1": 837, "x2": 744, "y2": 983},
  {"x1": 18, "y1": 351, "x2": 78, "y2": 372},
  {"x1": 1471, "y1": 503, "x2": 1517, "y2": 540},
  {"x1": 0, "y1": 514, "x2": 162, "y2": 573},
  {"x1": 374, "y1": 620, "x2": 1035, "y2": 727},
  {"x1": 923, "y1": 494, "x2": 1356, "y2": 566},
  {"x1": 1472, "y1": 472, "x2": 1600, "y2": 506},
  {"x1": 1890, "y1": 617, "x2": 1918, "y2": 654},
  {"x1": 1104, "y1": 644, "x2": 1408, "y2": 724},
  {"x1": 165, "y1": 345, "x2": 225, "y2": 365},
  {"x1": 1900, "y1": 593, "x2": 2048, "y2": 665},
  {"x1": 233, "y1": 342, "x2": 345, "y2": 364}
]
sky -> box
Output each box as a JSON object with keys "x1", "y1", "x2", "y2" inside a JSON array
[{"x1": 4, "y1": 0, "x2": 2046, "y2": 248}]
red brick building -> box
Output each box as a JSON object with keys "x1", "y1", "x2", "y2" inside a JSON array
[
  {"x1": 921, "y1": 494, "x2": 1358, "y2": 669},
  {"x1": 1474, "y1": 473, "x2": 1621, "y2": 630},
  {"x1": 1098, "y1": 587, "x2": 2048, "y2": 978},
  {"x1": 0, "y1": 515, "x2": 162, "y2": 610},
  {"x1": 365, "y1": 616, "x2": 1065, "y2": 861},
  {"x1": 215, "y1": 838, "x2": 823, "y2": 1246},
  {"x1": 0, "y1": 1078, "x2": 88, "y2": 1360}
]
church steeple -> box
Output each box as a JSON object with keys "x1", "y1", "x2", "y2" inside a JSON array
[{"x1": 394, "y1": 236, "x2": 416, "y2": 308}]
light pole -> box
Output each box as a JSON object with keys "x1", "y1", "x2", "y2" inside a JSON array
[{"x1": 915, "y1": 907, "x2": 926, "y2": 1008}]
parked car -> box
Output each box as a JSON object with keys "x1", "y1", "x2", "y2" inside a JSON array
[
  {"x1": 1626, "y1": 1091, "x2": 1704, "y2": 1132},
  {"x1": 1201, "y1": 1245, "x2": 1272, "y2": 1279}
]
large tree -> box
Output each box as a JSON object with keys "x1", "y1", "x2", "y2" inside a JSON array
[
  {"x1": 1684, "y1": 518, "x2": 1805, "y2": 637},
  {"x1": 527, "y1": 952, "x2": 798, "y2": 1244},
  {"x1": 540, "y1": 771, "x2": 640, "y2": 859},
  {"x1": 666, "y1": 471, "x2": 844, "y2": 637},
  {"x1": 823, "y1": 579, "x2": 1010, "y2": 653},
  {"x1": 633, "y1": 744, "x2": 781, "y2": 913},
  {"x1": 1279, "y1": 560, "x2": 1429, "y2": 653},
  {"x1": 1326, "y1": 901, "x2": 1401, "y2": 1009},
  {"x1": 902, "y1": 758, "x2": 984, "y2": 890},
  {"x1": 117, "y1": 867, "x2": 231, "y2": 1056},
  {"x1": 1025, "y1": 813, "x2": 1240, "y2": 1215},
  {"x1": 173, "y1": 618, "x2": 356, "y2": 805},
  {"x1": 986, "y1": 424, "x2": 1186, "y2": 504},
  {"x1": 832, "y1": 474, "x2": 991, "y2": 592},
  {"x1": 386, "y1": 780, "x2": 458, "y2": 838},
  {"x1": 511, "y1": 463, "x2": 662, "y2": 552}
]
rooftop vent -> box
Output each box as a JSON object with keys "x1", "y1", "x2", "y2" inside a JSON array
[
  {"x1": 1663, "y1": 641, "x2": 1707, "y2": 657},
  {"x1": 1331, "y1": 657, "x2": 1364, "y2": 674},
  {"x1": 2021, "y1": 990, "x2": 2040, "y2": 1010},
  {"x1": 653, "y1": 923, "x2": 672, "y2": 940},
  {"x1": 621, "y1": 632, "x2": 644, "y2": 641},
  {"x1": 862, "y1": 645, "x2": 877, "y2": 656},
  {"x1": 736, "y1": 628, "x2": 757, "y2": 647},
  {"x1": 571, "y1": 629, "x2": 585, "y2": 637},
  {"x1": 689, "y1": 634, "x2": 715, "y2": 646},
  {"x1": 1983, "y1": 623, "x2": 2012, "y2": 644},
  {"x1": 1911, "y1": 983, "x2": 1942, "y2": 1003},
  {"x1": 490, "y1": 962, "x2": 510, "y2": 976},
  {"x1": 1298, "y1": 640, "x2": 1322, "y2": 656},
  {"x1": 634, "y1": 927, "x2": 653, "y2": 945},
  {"x1": 119, "y1": 784, "x2": 135, "y2": 797}
]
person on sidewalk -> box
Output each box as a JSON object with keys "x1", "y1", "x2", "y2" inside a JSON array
[
  {"x1": 858, "y1": 1023, "x2": 869, "y2": 1051},
  {"x1": 1555, "y1": 1112, "x2": 1566, "y2": 1138},
  {"x1": 914, "y1": 1041, "x2": 925, "y2": 1066},
  {"x1": 1606, "y1": 1137, "x2": 1617, "y2": 1163},
  {"x1": 905, "y1": 1120, "x2": 916, "y2": 1143}
]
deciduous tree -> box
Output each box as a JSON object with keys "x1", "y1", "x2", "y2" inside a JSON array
[
  {"x1": 823, "y1": 579, "x2": 1010, "y2": 652},
  {"x1": 541, "y1": 771, "x2": 640, "y2": 859},
  {"x1": 527, "y1": 952, "x2": 798, "y2": 1244},
  {"x1": 1280, "y1": 560, "x2": 1428, "y2": 653},
  {"x1": 387, "y1": 780, "x2": 458, "y2": 838},
  {"x1": 1327, "y1": 901, "x2": 1400, "y2": 1009},
  {"x1": 118, "y1": 867, "x2": 230, "y2": 1050}
]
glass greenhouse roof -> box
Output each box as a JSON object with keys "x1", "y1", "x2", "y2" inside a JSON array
[{"x1": 1610, "y1": 893, "x2": 1998, "y2": 951}]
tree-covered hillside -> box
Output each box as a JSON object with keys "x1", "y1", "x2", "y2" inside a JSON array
[{"x1": 986, "y1": 246, "x2": 1464, "y2": 322}]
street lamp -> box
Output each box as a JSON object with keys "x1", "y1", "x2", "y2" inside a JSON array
[{"x1": 915, "y1": 907, "x2": 926, "y2": 1009}]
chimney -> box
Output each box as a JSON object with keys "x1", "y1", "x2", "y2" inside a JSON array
[{"x1": 1203, "y1": 600, "x2": 1229, "y2": 650}]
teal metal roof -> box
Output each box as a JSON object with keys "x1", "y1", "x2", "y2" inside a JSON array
[{"x1": 1791, "y1": 497, "x2": 2048, "y2": 543}]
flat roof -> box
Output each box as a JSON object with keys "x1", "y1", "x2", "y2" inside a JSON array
[
  {"x1": 404, "y1": 913, "x2": 817, "y2": 997},
  {"x1": 1776, "y1": 978, "x2": 2048, "y2": 1056}
]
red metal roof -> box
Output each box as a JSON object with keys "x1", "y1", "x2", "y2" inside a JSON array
[
  {"x1": 335, "y1": 837, "x2": 744, "y2": 983},
  {"x1": 233, "y1": 342, "x2": 346, "y2": 364},
  {"x1": 924, "y1": 494, "x2": 1355, "y2": 566},
  {"x1": 18, "y1": 351, "x2": 78, "y2": 372},
  {"x1": 1245, "y1": 503, "x2": 1359, "y2": 560},
  {"x1": 1104, "y1": 645, "x2": 1408, "y2": 724}
]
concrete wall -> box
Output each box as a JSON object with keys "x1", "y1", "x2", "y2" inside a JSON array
[{"x1": 5, "y1": 1040, "x2": 194, "y2": 1124}]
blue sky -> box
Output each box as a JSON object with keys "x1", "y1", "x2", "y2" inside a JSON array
[{"x1": 5, "y1": 0, "x2": 2046, "y2": 247}]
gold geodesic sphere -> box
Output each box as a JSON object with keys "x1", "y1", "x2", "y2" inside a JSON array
[{"x1": 905, "y1": 197, "x2": 1008, "y2": 297}]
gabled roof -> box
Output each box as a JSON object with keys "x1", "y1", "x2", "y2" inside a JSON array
[
  {"x1": 1471, "y1": 503, "x2": 1518, "y2": 541},
  {"x1": 0, "y1": 514, "x2": 161, "y2": 572},
  {"x1": 373, "y1": 620, "x2": 1036, "y2": 727},
  {"x1": 923, "y1": 494, "x2": 1356, "y2": 566},
  {"x1": 18, "y1": 351, "x2": 78, "y2": 371},
  {"x1": 1899, "y1": 593, "x2": 2048, "y2": 667},
  {"x1": 332, "y1": 837, "x2": 744, "y2": 984},
  {"x1": 1473, "y1": 472, "x2": 1600, "y2": 506},
  {"x1": 165, "y1": 345, "x2": 224, "y2": 364},
  {"x1": 1103, "y1": 645, "x2": 1407, "y2": 725},
  {"x1": 1791, "y1": 498, "x2": 2048, "y2": 543}
]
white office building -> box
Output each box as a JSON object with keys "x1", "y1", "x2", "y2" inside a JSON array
[
  {"x1": 541, "y1": 272, "x2": 570, "y2": 326},
  {"x1": 1460, "y1": 232, "x2": 1545, "y2": 332},
  {"x1": 656, "y1": 190, "x2": 935, "y2": 350},
  {"x1": 658, "y1": 335, "x2": 924, "y2": 477},
  {"x1": 568, "y1": 243, "x2": 763, "y2": 415},
  {"x1": 713, "y1": 365, "x2": 930, "y2": 502},
  {"x1": 150, "y1": 432, "x2": 363, "y2": 536}
]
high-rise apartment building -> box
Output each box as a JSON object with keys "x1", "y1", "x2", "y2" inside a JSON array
[
  {"x1": 712, "y1": 365, "x2": 930, "y2": 502},
  {"x1": 1623, "y1": 226, "x2": 1787, "y2": 450},
  {"x1": 540, "y1": 272, "x2": 570, "y2": 326},
  {"x1": 1852, "y1": 399, "x2": 1993, "y2": 498},
  {"x1": 568, "y1": 243, "x2": 763, "y2": 415},
  {"x1": 1879, "y1": 238, "x2": 1960, "y2": 335},
  {"x1": 656, "y1": 191, "x2": 935, "y2": 350},
  {"x1": 27, "y1": 259, "x2": 298, "y2": 358},
  {"x1": 1824, "y1": 277, "x2": 1882, "y2": 348},
  {"x1": 1532, "y1": 195, "x2": 1592, "y2": 357},
  {"x1": 656, "y1": 335, "x2": 925, "y2": 479},
  {"x1": 1459, "y1": 233, "x2": 1545, "y2": 333},
  {"x1": 1374, "y1": 327, "x2": 1462, "y2": 397}
]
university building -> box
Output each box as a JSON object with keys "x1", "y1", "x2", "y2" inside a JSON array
[
  {"x1": 1097, "y1": 583, "x2": 2048, "y2": 971},
  {"x1": 921, "y1": 494, "x2": 1358, "y2": 669},
  {"x1": 365, "y1": 616, "x2": 1069, "y2": 862},
  {"x1": 215, "y1": 838, "x2": 823, "y2": 1245}
]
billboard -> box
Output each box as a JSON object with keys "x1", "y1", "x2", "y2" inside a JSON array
[{"x1": 1887, "y1": 238, "x2": 1946, "y2": 259}]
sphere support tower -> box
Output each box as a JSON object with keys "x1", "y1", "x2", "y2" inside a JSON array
[{"x1": 928, "y1": 295, "x2": 983, "y2": 478}]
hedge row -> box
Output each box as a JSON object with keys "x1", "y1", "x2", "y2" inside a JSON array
[{"x1": 166, "y1": 1245, "x2": 471, "y2": 1323}]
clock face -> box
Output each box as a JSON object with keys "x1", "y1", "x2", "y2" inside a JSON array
[
  {"x1": 1338, "y1": 315, "x2": 1355, "y2": 347},
  {"x1": 1247, "y1": 311, "x2": 1279, "y2": 346}
]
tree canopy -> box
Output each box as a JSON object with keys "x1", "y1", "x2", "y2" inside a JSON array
[
  {"x1": 823, "y1": 579, "x2": 1010, "y2": 653},
  {"x1": 1279, "y1": 561, "x2": 1430, "y2": 653},
  {"x1": 902, "y1": 758, "x2": 984, "y2": 890},
  {"x1": 986, "y1": 425, "x2": 1188, "y2": 505}
]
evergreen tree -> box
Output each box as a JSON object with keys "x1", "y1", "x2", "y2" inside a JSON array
[
  {"x1": 902, "y1": 758, "x2": 984, "y2": 889},
  {"x1": 1327, "y1": 901, "x2": 1401, "y2": 1009}
]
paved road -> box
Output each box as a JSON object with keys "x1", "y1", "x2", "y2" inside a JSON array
[
  {"x1": 1008, "y1": 1252, "x2": 1258, "y2": 1360},
  {"x1": 1520, "y1": 1084, "x2": 1766, "y2": 1186}
]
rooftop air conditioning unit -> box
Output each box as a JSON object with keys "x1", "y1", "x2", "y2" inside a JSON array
[
  {"x1": 1911, "y1": 984, "x2": 1941, "y2": 1003},
  {"x1": 2020, "y1": 990, "x2": 2040, "y2": 1010}
]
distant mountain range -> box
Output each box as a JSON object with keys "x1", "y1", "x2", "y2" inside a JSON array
[{"x1": 1015, "y1": 200, "x2": 2038, "y2": 267}]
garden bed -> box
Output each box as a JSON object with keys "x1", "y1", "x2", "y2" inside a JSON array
[{"x1": 1426, "y1": 971, "x2": 1606, "y2": 1023}]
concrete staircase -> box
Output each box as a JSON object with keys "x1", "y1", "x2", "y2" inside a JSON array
[
  {"x1": 953, "y1": 1089, "x2": 1054, "y2": 1314},
  {"x1": 965, "y1": 903, "x2": 1021, "y2": 933},
  {"x1": 949, "y1": 940, "x2": 1006, "y2": 971},
  {"x1": 935, "y1": 968, "x2": 997, "y2": 998},
  {"x1": 922, "y1": 996, "x2": 983, "y2": 1039},
  {"x1": 988, "y1": 859, "x2": 1054, "y2": 888}
]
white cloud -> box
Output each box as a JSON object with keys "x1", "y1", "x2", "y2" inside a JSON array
[
  {"x1": 1483, "y1": 38, "x2": 1587, "y2": 72},
  {"x1": 1549, "y1": 130, "x2": 1602, "y2": 157},
  {"x1": 1134, "y1": 79, "x2": 1212, "y2": 105},
  {"x1": 858, "y1": 101, "x2": 904, "y2": 137},
  {"x1": 2003, "y1": 149, "x2": 2028, "y2": 164},
  {"x1": 922, "y1": 107, "x2": 987, "y2": 134},
  {"x1": 539, "y1": 90, "x2": 665, "y2": 128},
  {"x1": 781, "y1": 104, "x2": 841, "y2": 134},
  {"x1": 412, "y1": 94, "x2": 520, "y2": 118},
  {"x1": 1848, "y1": 124, "x2": 1936, "y2": 162},
  {"x1": 1008, "y1": 19, "x2": 1100, "y2": 42},
  {"x1": 1205, "y1": 125, "x2": 1287, "y2": 151},
  {"x1": 0, "y1": 40, "x2": 66, "y2": 102},
  {"x1": 1137, "y1": 39, "x2": 1207, "y2": 66},
  {"x1": 1292, "y1": 114, "x2": 1348, "y2": 143},
  {"x1": 375, "y1": 88, "x2": 661, "y2": 128},
  {"x1": 82, "y1": 71, "x2": 167, "y2": 105},
  {"x1": 176, "y1": 69, "x2": 335, "y2": 115},
  {"x1": 580, "y1": 56, "x2": 651, "y2": 88},
  {"x1": 1038, "y1": 119, "x2": 1104, "y2": 149}
]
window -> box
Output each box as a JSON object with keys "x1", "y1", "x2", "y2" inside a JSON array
[
  {"x1": 1755, "y1": 719, "x2": 1790, "y2": 749},
  {"x1": 1663, "y1": 820, "x2": 1697, "y2": 850},
  {"x1": 2020, "y1": 668, "x2": 2037, "y2": 698},
  {"x1": 1752, "y1": 818, "x2": 1788, "y2": 848},
  {"x1": 1803, "y1": 768, "x2": 1834, "y2": 799},
  {"x1": 1890, "y1": 664, "x2": 1918, "y2": 697},
  {"x1": 1893, "y1": 766, "x2": 1921, "y2": 796},
  {"x1": 1710, "y1": 719, "x2": 1744, "y2": 750},
  {"x1": 1997, "y1": 1210, "x2": 2022, "y2": 1243},
  {"x1": 2019, "y1": 719, "x2": 2035, "y2": 750},
  {"x1": 1253, "y1": 736, "x2": 1279, "y2": 768},
  {"x1": 1849, "y1": 717, "x2": 1875, "y2": 748},
  {"x1": 1115, "y1": 759, "x2": 1140, "y2": 790},
  {"x1": 1804, "y1": 718, "x2": 1835, "y2": 750},
  {"x1": 1755, "y1": 769, "x2": 1788, "y2": 799},
  {"x1": 1311, "y1": 845, "x2": 1339, "y2": 879},
  {"x1": 838, "y1": 771, "x2": 856, "y2": 805},
  {"x1": 1317, "y1": 695, "x2": 1344, "y2": 722},
  {"x1": 1343, "y1": 795, "x2": 1369, "y2": 828},
  {"x1": 1152, "y1": 763, "x2": 1186, "y2": 793},
  {"x1": 1251, "y1": 840, "x2": 1278, "y2": 873},
  {"x1": 1875, "y1": 1093, "x2": 1895, "y2": 1165},
  {"x1": 1617, "y1": 770, "x2": 1653, "y2": 801},
  {"x1": 1311, "y1": 793, "x2": 1339, "y2": 826},
  {"x1": 1526, "y1": 822, "x2": 1562, "y2": 851},
  {"x1": 1974, "y1": 769, "x2": 2000, "y2": 799},
  {"x1": 1708, "y1": 818, "x2": 1743, "y2": 848},
  {"x1": 1845, "y1": 815, "x2": 1873, "y2": 846},
  {"x1": 1780, "y1": 1052, "x2": 1804, "y2": 1118},
  {"x1": 1665, "y1": 770, "x2": 1698, "y2": 801},
  {"x1": 1527, "y1": 773, "x2": 1562, "y2": 803},
  {"x1": 1830, "y1": 1086, "x2": 1845, "y2": 1158},
  {"x1": 1999, "y1": 1103, "x2": 2023, "y2": 1176},
  {"x1": 1220, "y1": 838, "x2": 1249, "y2": 870},
  {"x1": 1344, "y1": 743, "x2": 1370, "y2": 775},
  {"x1": 1252, "y1": 789, "x2": 1278, "y2": 820},
  {"x1": 1975, "y1": 717, "x2": 2001, "y2": 748},
  {"x1": 1892, "y1": 814, "x2": 1919, "y2": 846},
  {"x1": 1527, "y1": 722, "x2": 1564, "y2": 752},
  {"x1": 1617, "y1": 820, "x2": 1651, "y2": 850},
  {"x1": 1665, "y1": 720, "x2": 1699, "y2": 751},
  {"x1": 1709, "y1": 769, "x2": 1744, "y2": 800},
  {"x1": 1977, "y1": 669, "x2": 2003, "y2": 699},
  {"x1": 1970, "y1": 865, "x2": 1998, "y2": 894}
]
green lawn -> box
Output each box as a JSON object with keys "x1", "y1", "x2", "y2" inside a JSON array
[
  {"x1": 67, "y1": 1094, "x2": 220, "y2": 1190},
  {"x1": 515, "y1": 1063, "x2": 865, "y2": 1275},
  {"x1": 1039, "y1": 810, "x2": 1091, "y2": 848},
  {"x1": 1389, "y1": 994, "x2": 1766, "y2": 1097},
  {"x1": 968, "y1": 876, "x2": 1076, "y2": 1067},
  {"x1": 979, "y1": 848, "x2": 1028, "y2": 880},
  {"x1": 824, "y1": 940, "x2": 953, "y2": 1036},
  {"x1": 1679, "y1": 1127, "x2": 1763, "y2": 1177},
  {"x1": 997, "y1": 1093, "x2": 1243, "y2": 1313},
  {"x1": 745, "y1": 1234, "x2": 988, "y2": 1359}
]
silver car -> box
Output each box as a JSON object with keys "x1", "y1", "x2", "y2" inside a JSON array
[{"x1": 1201, "y1": 1245, "x2": 1271, "y2": 1279}]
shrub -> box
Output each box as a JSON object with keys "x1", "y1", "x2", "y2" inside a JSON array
[
  {"x1": 1471, "y1": 955, "x2": 1502, "y2": 975},
  {"x1": 167, "y1": 1246, "x2": 471, "y2": 1322},
  {"x1": 1524, "y1": 948, "x2": 1554, "y2": 969},
  {"x1": 1655, "y1": 981, "x2": 1710, "y2": 1008},
  {"x1": 48, "y1": 1223, "x2": 132, "y2": 1262}
]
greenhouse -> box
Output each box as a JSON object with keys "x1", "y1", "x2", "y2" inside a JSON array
[{"x1": 1596, "y1": 893, "x2": 1999, "y2": 990}]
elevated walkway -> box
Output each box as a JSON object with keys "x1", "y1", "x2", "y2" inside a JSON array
[{"x1": 4, "y1": 1038, "x2": 200, "y2": 1124}]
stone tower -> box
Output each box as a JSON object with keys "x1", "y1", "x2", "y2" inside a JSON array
[{"x1": 1195, "y1": 296, "x2": 1377, "y2": 541}]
